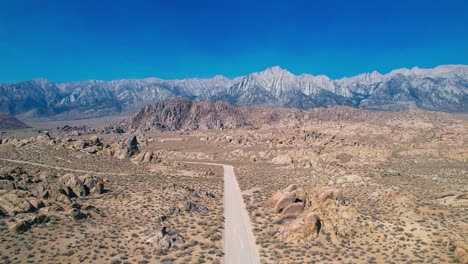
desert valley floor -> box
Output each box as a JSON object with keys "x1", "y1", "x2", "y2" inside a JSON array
[{"x1": 0, "y1": 106, "x2": 467, "y2": 264}]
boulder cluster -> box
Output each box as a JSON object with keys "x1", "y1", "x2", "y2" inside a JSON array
[
  {"x1": 147, "y1": 226, "x2": 185, "y2": 250},
  {"x1": 70, "y1": 135, "x2": 140, "y2": 160},
  {"x1": 0, "y1": 132, "x2": 152, "y2": 162},
  {"x1": 267, "y1": 184, "x2": 359, "y2": 243},
  {"x1": 0, "y1": 167, "x2": 105, "y2": 233}
]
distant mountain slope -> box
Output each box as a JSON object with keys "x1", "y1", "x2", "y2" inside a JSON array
[
  {"x1": 0, "y1": 64, "x2": 467, "y2": 119},
  {"x1": 0, "y1": 113, "x2": 30, "y2": 130},
  {"x1": 120, "y1": 97, "x2": 249, "y2": 131},
  {"x1": 118, "y1": 98, "x2": 453, "y2": 132}
]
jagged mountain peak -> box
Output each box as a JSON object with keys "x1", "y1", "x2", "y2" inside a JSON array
[
  {"x1": 212, "y1": 74, "x2": 230, "y2": 81},
  {"x1": 388, "y1": 64, "x2": 468, "y2": 78},
  {"x1": 338, "y1": 70, "x2": 383, "y2": 83},
  {"x1": 0, "y1": 64, "x2": 466, "y2": 118},
  {"x1": 30, "y1": 78, "x2": 53, "y2": 86},
  {"x1": 253, "y1": 66, "x2": 295, "y2": 78}
]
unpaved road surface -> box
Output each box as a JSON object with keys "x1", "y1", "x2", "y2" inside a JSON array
[
  {"x1": 222, "y1": 164, "x2": 260, "y2": 264},
  {"x1": 186, "y1": 162, "x2": 260, "y2": 264}
]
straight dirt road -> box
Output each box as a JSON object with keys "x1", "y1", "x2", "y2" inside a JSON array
[
  {"x1": 222, "y1": 164, "x2": 260, "y2": 264},
  {"x1": 185, "y1": 162, "x2": 260, "y2": 264}
]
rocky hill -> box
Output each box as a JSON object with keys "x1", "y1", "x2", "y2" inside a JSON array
[
  {"x1": 1, "y1": 65, "x2": 467, "y2": 119},
  {"x1": 120, "y1": 98, "x2": 249, "y2": 131},
  {"x1": 0, "y1": 113, "x2": 29, "y2": 130},
  {"x1": 118, "y1": 98, "x2": 452, "y2": 132}
]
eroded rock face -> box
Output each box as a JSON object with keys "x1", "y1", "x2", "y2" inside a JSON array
[
  {"x1": 147, "y1": 226, "x2": 185, "y2": 250},
  {"x1": 437, "y1": 192, "x2": 468, "y2": 207},
  {"x1": 126, "y1": 135, "x2": 139, "y2": 156},
  {"x1": 132, "y1": 150, "x2": 159, "y2": 163},
  {"x1": 8, "y1": 213, "x2": 50, "y2": 233},
  {"x1": 57, "y1": 174, "x2": 87, "y2": 198},
  {"x1": 0, "y1": 167, "x2": 106, "y2": 232},
  {"x1": 0, "y1": 192, "x2": 34, "y2": 216},
  {"x1": 79, "y1": 175, "x2": 105, "y2": 195},
  {"x1": 270, "y1": 185, "x2": 359, "y2": 244}
]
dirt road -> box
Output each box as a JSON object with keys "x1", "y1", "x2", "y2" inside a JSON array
[
  {"x1": 222, "y1": 164, "x2": 260, "y2": 264},
  {"x1": 185, "y1": 162, "x2": 260, "y2": 264}
]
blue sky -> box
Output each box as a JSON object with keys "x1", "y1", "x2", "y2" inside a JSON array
[{"x1": 0, "y1": 0, "x2": 467, "y2": 82}]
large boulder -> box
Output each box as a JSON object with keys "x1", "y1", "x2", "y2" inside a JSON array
[
  {"x1": 272, "y1": 185, "x2": 359, "y2": 244},
  {"x1": 46, "y1": 185, "x2": 72, "y2": 204},
  {"x1": 146, "y1": 226, "x2": 185, "y2": 250},
  {"x1": 317, "y1": 187, "x2": 343, "y2": 204},
  {"x1": 272, "y1": 155, "x2": 293, "y2": 165},
  {"x1": 8, "y1": 213, "x2": 49, "y2": 233},
  {"x1": 89, "y1": 135, "x2": 101, "y2": 145},
  {"x1": 79, "y1": 175, "x2": 104, "y2": 195},
  {"x1": 117, "y1": 145, "x2": 130, "y2": 159},
  {"x1": 278, "y1": 212, "x2": 321, "y2": 243},
  {"x1": 282, "y1": 202, "x2": 305, "y2": 218},
  {"x1": 0, "y1": 180, "x2": 17, "y2": 191},
  {"x1": 0, "y1": 191, "x2": 34, "y2": 216},
  {"x1": 143, "y1": 151, "x2": 153, "y2": 163},
  {"x1": 126, "y1": 135, "x2": 139, "y2": 156},
  {"x1": 57, "y1": 174, "x2": 86, "y2": 197},
  {"x1": 267, "y1": 184, "x2": 307, "y2": 217}
]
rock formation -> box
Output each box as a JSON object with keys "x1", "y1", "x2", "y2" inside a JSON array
[
  {"x1": 267, "y1": 185, "x2": 359, "y2": 243},
  {"x1": 0, "y1": 167, "x2": 106, "y2": 232}
]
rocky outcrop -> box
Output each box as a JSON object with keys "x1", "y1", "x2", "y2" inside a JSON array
[
  {"x1": 0, "y1": 191, "x2": 35, "y2": 216},
  {"x1": 120, "y1": 98, "x2": 249, "y2": 131},
  {"x1": 132, "y1": 150, "x2": 160, "y2": 163},
  {"x1": 147, "y1": 226, "x2": 185, "y2": 250},
  {"x1": 0, "y1": 167, "x2": 106, "y2": 232},
  {"x1": 267, "y1": 184, "x2": 307, "y2": 219},
  {"x1": 0, "y1": 113, "x2": 29, "y2": 129},
  {"x1": 269, "y1": 185, "x2": 359, "y2": 244},
  {"x1": 35, "y1": 135, "x2": 143, "y2": 161},
  {"x1": 8, "y1": 213, "x2": 50, "y2": 233},
  {"x1": 184, "y1": 201, "x2": 209, "y2": 213},
  {"x1": 437, "y1": 192, "x2": 468, "y2": 207}
]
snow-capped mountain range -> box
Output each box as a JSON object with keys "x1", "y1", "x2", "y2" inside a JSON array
[{"x1": 1, "y1": 64, "x2": 467, "y2": 119}]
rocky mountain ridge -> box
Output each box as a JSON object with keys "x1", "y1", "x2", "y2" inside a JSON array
[
  {"x1": 1, "y1": 64, "x2": 467, "y2": 119},
  {"x1": 118, "y1": 97, "x2": 453, "y2": 132},
  {"x1": 0, "y1": 113, "x2": 30, "y2": 130}
]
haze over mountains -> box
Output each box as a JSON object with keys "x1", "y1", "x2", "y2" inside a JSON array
[{"x1": 1, "y1": 64, "x2": 467, "y2": 119}]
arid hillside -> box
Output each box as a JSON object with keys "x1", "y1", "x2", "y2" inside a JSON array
[
  {"x1": 0, "y1": 113, "x2": 29, "y2": 130},
  {"x1": 117, "y1": 98, "x2": 454, "y2": 133}
]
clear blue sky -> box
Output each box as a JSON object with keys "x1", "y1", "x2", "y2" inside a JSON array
[{"x1": 1, "y1": 0, "x2": 467, "y2": 82}]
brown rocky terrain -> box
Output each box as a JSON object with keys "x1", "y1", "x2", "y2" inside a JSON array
[
  {"x1": 0, "y1": 101, "x2": 467, "y2": 263},
  {"x1": 116, "y1": 98, "x2": 455, "y2": 133},
  {"x1": 0, "y1": 113, "x2": 30, "y2": 130}
]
